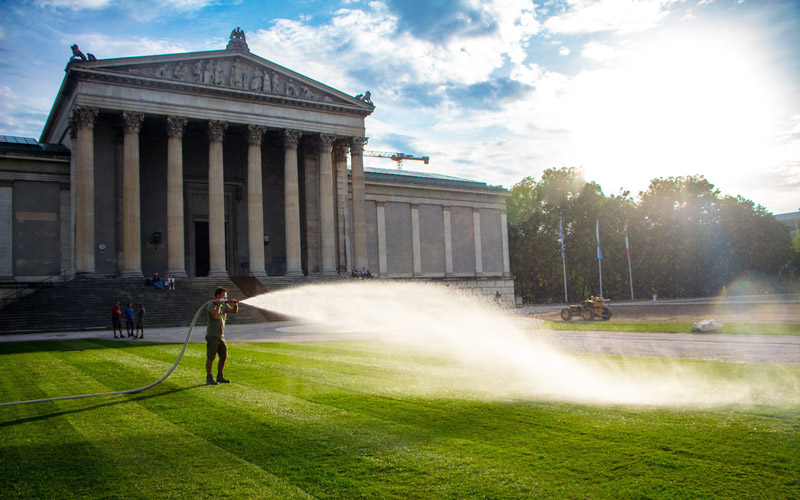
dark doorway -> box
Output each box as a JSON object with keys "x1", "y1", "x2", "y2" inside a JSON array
[{"x1": 195, "y1": 221, "x2": 209, "y2": 277}]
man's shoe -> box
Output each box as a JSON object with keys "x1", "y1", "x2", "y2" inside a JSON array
[
  {"x1": 206, "y1": 375, "x2": 219, "y2": 385},
  {"x1": 216, "y1": 374, "x2": 231, "y2": 384}
]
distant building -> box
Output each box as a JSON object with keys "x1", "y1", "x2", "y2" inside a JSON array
[
  {"x1": 0, "y1": 30, "x2": 513, "y2": 301},
  {"x1": 775, "y1": 211, "x2": 799, "y2": 238}
]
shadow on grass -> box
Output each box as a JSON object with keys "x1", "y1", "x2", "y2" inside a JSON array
[
  {"x1": 0, "y1": 339, "x2": 190, "y2": 355},
  {"x1": 0, "y1": 383, "x2": 206, "y2": 428}
]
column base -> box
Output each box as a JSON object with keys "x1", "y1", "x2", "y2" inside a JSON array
[
  {"x1": 285, "y1": 269, "x2": 304, "y2": 277},
  {"x1": 208, "y1": 270, "x2": 229, "y2": 279},
  {"x1": 121, "y1": 270, "x2": 144, "y2": 279},
  {"x1": 249, "y1": 270, "x2": 267, "y2": 278},
  {"x1": 167, "y1": 270, "x2": 188, "y2": 278}
]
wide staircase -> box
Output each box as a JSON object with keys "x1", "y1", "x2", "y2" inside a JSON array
[{"x1": 0, "y1": 276, "x2": 268, "y2": 334}]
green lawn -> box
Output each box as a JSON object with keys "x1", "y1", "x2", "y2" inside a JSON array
[
  {"x1": 536, "y1": 320, "x2": 800, "y2": 335},
  {"x1": 1, "y1": 339, "x2": 798, "y2": 499}
]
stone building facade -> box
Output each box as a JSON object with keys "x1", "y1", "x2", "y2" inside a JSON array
[{"x1": 0, "y1": 31, "x2": 513, "y2": 302}]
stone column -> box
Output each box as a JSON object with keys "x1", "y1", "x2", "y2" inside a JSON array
[
  {"x1": 473, "y1": 208, "x2": 483, "y2": 275},
  {"x1": 0, "y1": 181, "x2": 12, "y2": 278},
  {"x1": 501, "y1": 211, "x2": 511, "y2": 277},
  {"x1": 318, "y1": 134, "x2": 337, "y2": 275},
  {"x1": 283, "y1": 129, "x2": 304, "y2": 277},
  {"x1": 73, "y1": 106, "x2": 98, "y2": 276},
  {"x1": 207, "y1": 120, "x2": 228, "y2": 278},
  {"x1": 443, "y1": 207, "x2": 453, "y2": 276},
  {"x1": 246, "y1": 124, "x2": 267, "y2": 277},
  {"x1": 334, "y1": 143, "x2": 350, "y2": 272},
  {"x1": 349, "y1": 137, "x2": 368, "y2": 271},
  {"x1": 376, "y1": 202, "x2": 387, "y2": 276},
  {"x1": 121, "y1": 111, "x2": 144, "y2": 278},
  {"x1": 303, "y1": 145, "x2": 320, "y2": 274},
  {"x1": 167, "y1": 116, "x2": 188, "y2": 278},
  {"x1": 411, "y1": 204, "x2": 421, "y2": 276},
  {"x1": 68, "y1": 121, "x2": 77, "y2": 278}
]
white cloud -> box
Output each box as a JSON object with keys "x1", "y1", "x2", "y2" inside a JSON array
[
  {"x1": 33, "y1": 0, "x2": 110, "y2": 9},
  {"x1": 62, "y1": 33, "x2": 205, "y2": 60},
  {"x1": 559, "y1": 46, "x2": 570, "y2": 55},
  {"x1": 544, "y1": 0, "x2": 680, "y2": 35},
  {"x1": 581, "y1": 41, "x2": 626, "y2": 62}
]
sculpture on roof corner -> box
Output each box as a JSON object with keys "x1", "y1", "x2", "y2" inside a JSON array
[
  {"x1": 226, "y1": 27, "x2": 250, "y2": 52},
  {"x1": 354, "y1": 91, "x2": 373, "y2": 105},
  {"x1": 70, "y1": 44, "x2": 97, "y2": 62}
]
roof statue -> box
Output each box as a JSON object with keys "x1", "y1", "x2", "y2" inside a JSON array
[
  {"x1": 355, "y1": 91, "x2": 374, "y2": 106},
  {"x1": 226, "y1": 27, "x2": 249, "y2": 52},
  {"x1": 70, "y1": 44, "x2": 87, "y2": 61}
]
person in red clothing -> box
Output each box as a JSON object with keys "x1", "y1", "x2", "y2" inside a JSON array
[{"x1": 111, "y1": 301, "x2": 122, "y2": 339}]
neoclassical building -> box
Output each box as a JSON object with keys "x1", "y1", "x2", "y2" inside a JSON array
[{"x1": 0, "y1": 30, "x2": 513, "y2": 300}]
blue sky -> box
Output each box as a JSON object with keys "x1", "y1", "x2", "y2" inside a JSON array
[{"x1": 1, "y1": 0, "x2": 798, "y2": 213}]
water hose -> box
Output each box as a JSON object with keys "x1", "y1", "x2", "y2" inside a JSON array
[{"x1": 1, "y1": 299, "x2": 216, "y2": 407}]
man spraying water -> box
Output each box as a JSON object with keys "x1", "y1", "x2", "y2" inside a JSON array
[{"x1": 206, "y1": 287, "x2": 238, "y2": 385}]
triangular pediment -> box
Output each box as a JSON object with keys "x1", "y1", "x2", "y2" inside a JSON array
[{"x1": 68, "y1": 50, "x2": 373, "y2": 110}]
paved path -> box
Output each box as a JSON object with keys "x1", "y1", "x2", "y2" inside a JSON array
[
  {"x1": 2, "y1": 320, "x2": 798, "y2": 365},
  {"x1": 532, "y1": 330, "x2": 800, "y2": 365}
]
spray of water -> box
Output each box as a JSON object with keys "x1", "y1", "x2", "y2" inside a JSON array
[{"x1": 243, "y1": 281, "x2": 799, "y2": 407}]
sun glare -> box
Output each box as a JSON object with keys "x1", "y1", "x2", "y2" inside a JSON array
[{"x1": 572, "y1": 23, "x2": 787, "y2": 192}]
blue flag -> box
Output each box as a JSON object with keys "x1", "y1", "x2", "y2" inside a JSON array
[{"x1": 596, "y1": 219, "x2": 603, "y2": 260}]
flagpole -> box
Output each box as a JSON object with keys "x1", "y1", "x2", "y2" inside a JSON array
[
  {"x1": 596, "y1": 219, "x2": 603, "y2": 297},
  {"x1": 626, "y1": 224, "x2": 634, "y2": 300},
  {"x1": 559, "y1": 217, "x2": 567, "y2": 303}
]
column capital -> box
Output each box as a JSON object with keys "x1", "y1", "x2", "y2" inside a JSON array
[
  {"x1": 349, "y1": 136, "x2": 368, "y2": 155},
  {"x1": 73, "y1": 106, "x2": 98, "y2": 130},
  {"x1": 333, "y1": 142, "x2": 349, "y2": 163},
  {"x1": 247, "y1": 124, "x2": 266, "y2": 145},
  {"x1": 68, "y1": 117, "x2": 78, "y2": 139},
  {"x1": 167, "y1": 116, "x2": 188, "y2": 138},
  {"x1": 283, "y1": 129, "x2": 302, "y2": 149},
  {"x1": 122, "y1": 111, "x2": 144, "y2": 134},
  {"x1": 318, "y1": 133, "x2": 336, "y2": 152},
  {"x1": 208, "y1": 120, "x2": 228, "y2": 141}
]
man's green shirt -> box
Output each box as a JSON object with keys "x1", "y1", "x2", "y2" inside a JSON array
[{"x1": 206, "y1": 302, "x2": 238, "y2": 338}]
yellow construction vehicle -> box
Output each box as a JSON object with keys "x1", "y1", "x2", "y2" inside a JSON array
[{"x1": 560, "y1": 296, "x2": 612, "y2": 321}]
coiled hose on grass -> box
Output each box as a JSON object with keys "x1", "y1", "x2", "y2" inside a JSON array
[{"x1": 0, "y1": 299, "x2": 215, "y2": 407}]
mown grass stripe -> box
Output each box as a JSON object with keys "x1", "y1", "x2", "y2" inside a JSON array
[{"x1": 5, "y1": 345, "x2": 316, "y2": 500}]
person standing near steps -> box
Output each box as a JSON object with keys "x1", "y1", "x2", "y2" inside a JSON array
[{"x1": 205, "y1": 287, "x2": 238, "y2": 385}]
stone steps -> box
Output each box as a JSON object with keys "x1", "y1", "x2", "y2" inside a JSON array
[{"x1": 0, "y1": 276, "x2": 266, "y2": 334}]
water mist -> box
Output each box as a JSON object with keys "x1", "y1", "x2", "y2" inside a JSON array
[{"x1": 243, "y1": 281, "x2": 799, "y2": 407}]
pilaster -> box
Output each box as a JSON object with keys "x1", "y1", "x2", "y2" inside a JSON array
[
  {"x1": 411, "y1": 204, "x2": 421, "y2": 276},
  {"x1": 473, "y1": 208, "x2": 483, "y2": 276},
  {"x1": 443, "y1": 207, "x2": 453, "y2": 276},
  {"x1": 0, "y1": 181, "x2": 12, "y2": 278},
  {"x1": 376, "y1": 201, "x2": 387, "y2": 276}
]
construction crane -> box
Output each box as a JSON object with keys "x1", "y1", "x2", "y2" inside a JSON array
[{"x1": 364, "y1": 151, "x2": 430, "y2": 170}]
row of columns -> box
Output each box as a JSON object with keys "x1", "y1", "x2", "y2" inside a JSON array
[{"x1": 70, "y1": 106, "x2": 369, "y2": 278}]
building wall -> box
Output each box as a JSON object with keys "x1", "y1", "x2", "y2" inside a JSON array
[
  {"x1": 419, "y1": 204, "x2": 445, "y2": 275},
  {"x1": 12, "y1": 180, "x2": 61, "y2": 277}
]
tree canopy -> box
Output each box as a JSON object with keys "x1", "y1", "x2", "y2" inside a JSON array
[{"x1": 508, "y1": 168, "x2": 797, "y2": 303}]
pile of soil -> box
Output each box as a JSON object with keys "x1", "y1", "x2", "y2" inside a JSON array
[{"x1": 531, "y1": 302, "x2": 800, "y2": 324}]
